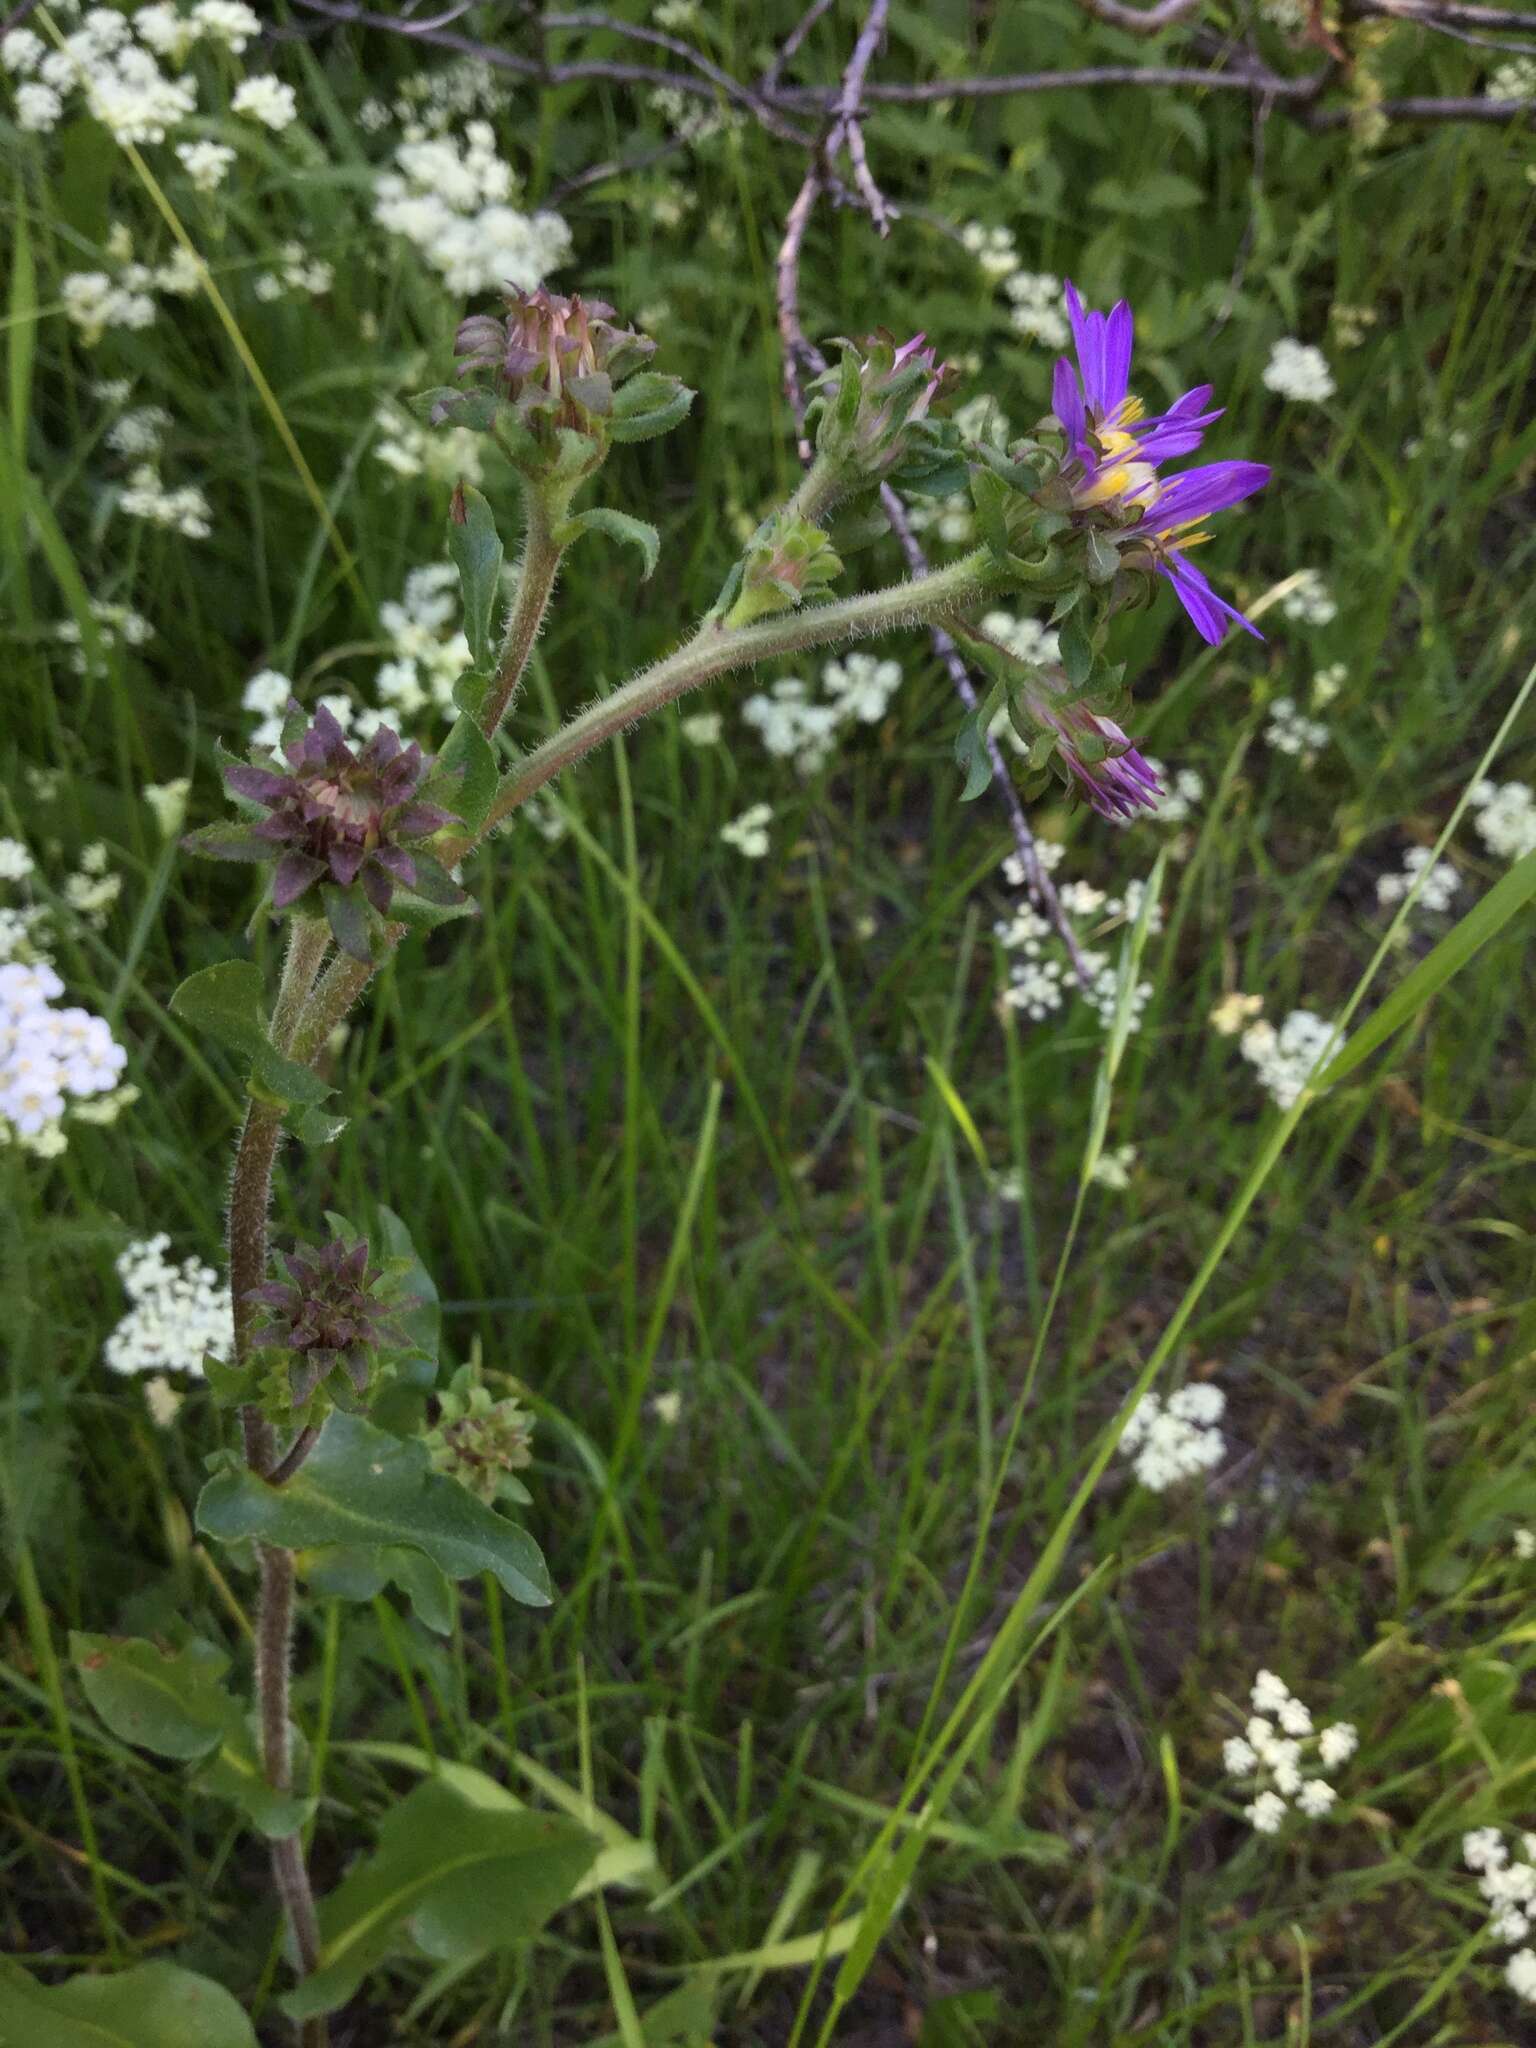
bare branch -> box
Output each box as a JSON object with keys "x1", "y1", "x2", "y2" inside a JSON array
[
  {"x1": 1075, "y1": 0, "x2": 1205, "y2": 32},
  {"x1": 1306, "y1": 90, "x2": 1535, "y2": 122},
  {"x1": 828, "y1": 0, "x2": 894, "y2": 235},
  {"x1": 761, "y1": 0, "x2": 840, "y2": 93}
]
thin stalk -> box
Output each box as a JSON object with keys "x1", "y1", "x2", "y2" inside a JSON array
[
  {"x1": 481, "y1": 495, "x2": 563, "y2": 738},
  {"x1": 224, "y1": 917, "x2": 334, "y2": 2044},
  {"x1": 479, "y1": 548, "x2": 994, "y2": 838}
]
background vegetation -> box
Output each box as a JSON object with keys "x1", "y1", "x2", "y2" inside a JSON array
[{"x1": 4, "y1": 2, "x2": 1535, "y2": 2042}]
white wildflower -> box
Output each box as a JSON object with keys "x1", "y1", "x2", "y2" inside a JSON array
[
  {"x1": 960, "y1": 221, "x2": 1018, "y2": 281},
  {"x1": 104, "y1": 1233, "x2": 229, "y2": 1377},
  {"x1": 1262, "y1": 338, "x2": 1335, "y2": 404},
  {"x1": 1239, "y1": 1008, "x2": 1335, "y2": 1110},
  {"x1": 1295, "y1": 1779, "x2": 1337, "y2": 1817},
  {"x1": 1376, "y1": 845, "x2": 1459, "y2": 915},
  {"x1": 190, "y1": 0, "x2": 261, "y2": 50},
  {"x1": 1468, "y1": 780, "x2": 1536, "y2": 865},
  {"x1": 1488, "y1": 57, "x2": 1536, "y2": 102},
  {"x1": 720, "y1": 804, "x2": 772, "y2": 859},
  {"x1": 175, "y1": 139, "x2": 235, "y2": 192},
  {"x1": 0, "y1": 840, "x2": 35, "y2": 883},
  {"x1": 16, "y1": 80, "x2": 64, "y2": 131},
  {"x1": 1120, "y1": 1384, "x2": 1226, "y2": 1492},
  {"x1": 143, "y1": 778, "x2": 190, "y2": 837},
  {"x1": 120, "y1": 462, "x2": 212, "y2": 540},
  {"x1": 1088, "y1": 1144, "x2": 1136, "y2": 1191},
  {"x1": 742, "y1": 679, "x2": 838, "y2": 775},
  {"x1": 61, "y1": 271, "x2": 156, "y2": 346},
  {"x1": 373, "y1": 121, "x2": 571, "y2": 294},
  {"x1": 821, "y1": 652, "x2": 902, "y2": 725},
  {"x1": 1245, "y1": 1790, "x2": 1287, "y2": 1834},
  {"x1": 679, "y1": 712, "x2": 722, "y2": 746},
  {"x1": 1465, "y1": 1828, "x2": 1509, "y2": 1873},
  {"x1": 232, "y1": 75, "x2": 297, "y2": 130},
  {"x1": 1278, "y1": 569, "x2": 1337, "y2": 626},
  {"x1": 1210, "y1": 990, "x2": 1263, "y2": 1037},
  {"x1": 1317, "y1": 1723, "x2": 1358, "y2": 1769},
  {"x1": 106, "y1": 404, "x2": 172, "y2": 459},
  {"x1": 1264, "y1": 696, "x2": 1330, "y2": 761},
  {"x1": 1515, "y1": 1528, "x2": 1536, "y2": 1561}
]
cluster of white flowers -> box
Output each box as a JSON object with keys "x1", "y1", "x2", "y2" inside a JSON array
[
  {"x1": 244, "y1": 566, "x2": 475, "y2": 752},
  {"x1": 373, "y1": 121, "x2": 571, "y2": 294},
  {"x1": 0, "y1": 959, "x2": 131, "y2": 1158},
  {"x1": 741, "y1": 653, "x2": 907, "y2": 775},
  {"x1": 680, "y1": 711, "x2": 722, "y2": 747},
  {"x1": 904, "y1": 487, "x2": 975, "y2": 548},
  {"x1": 1376, "y1": 844, "x2": 1459, "y2": 915},
  {"x1": 1468, "y1": 780, "x2": 1536, "y2": 865},
  {"x1": 143, "y1": 778, "x2": 190, "y2": 837},
  {"x1": 1264, "y1": 696, "x2": 1330, "y2": 762},
  {"x1": 52, "y1": 600, "x2": 154, "y2": 677},
  {"x1": 957, "y1": 224, "x2": 1070, "y2": 349},
  {"x1": 105, "y1": 403, "x2": 172, "y2": 458},
  {"x1": 1278, "y1": 570, "x2": 1337, "y2": 626},
  {"x1": 4, "y1": 2, "x2": 260, "y2": 143},
  {"x1": 743, "y1": 681, "x2": 839, "y2": 774},
  {"x1": 120, "y1": 462, "x2": 212, "y2": 540},
  {"x1": 1261, "y1": 338, "x2": 1336, "y2": 404},
  {"x1": 372, "y1": 402, "x2": 485, "y2": 487},
  {"x1": 720, "y1": 803, "x2": 773, "y2": 859},
  {"x1": 231, "y1": 74, "x2": 297, "y2": 131},
  {"x1": 1225, "y1": 1672, "x2": 1358, "y2": 1832},
  {"x1": 358, "y1": 53, "x2": 513, "y2": 143},
  {"x1": 253, "y1": 242, "x2": 334, "y2": 302},
  {"x1": 1464, "y1": 1829, "x2": 1536, "y2": 2000},
  {"x1": 175, "y1": 137, "x2": 236, "y2": 191},
  {"x1": 1089, "y1": 1143, "x2": 1137, "y2": 1191},
  {"x1": 1120, "y1": 1382, "x2": 1225, "y2": 1491},
  {"x1": 103, "y1": 1234, "x2": 229, "y2": 1378},
  {"x1": 62, "y1": 225, "x2": 199, "y2": 346},
  {"x1": 647, "y1": 82, "x2": 743, "y2": 147},
  {"x1": 995, "y1": 874, "x2": 1158, "y2": 1032},
  {"x1": 1240, "y1": 1008, "x2": 1335, "y2": 1109},
  {"x1": 64, "y1": 841, "x2": 124, "y2": 926},
  {"x1": 1488, "y1": 58, "x2": 1536, "y2": 102}
]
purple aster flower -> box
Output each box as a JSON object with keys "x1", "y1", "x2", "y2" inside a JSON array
[
  {"x1": 184, "y1": 703, "x2": 465, "y2": 961},
  {"x1": 1051, "y1": 282, "x2": 1270, "y2": 643}
]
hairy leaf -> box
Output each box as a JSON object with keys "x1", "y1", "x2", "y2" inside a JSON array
[
  {"x1": 554, "y1": 505, "x2": 660, "y2": 580},
  {"x1": 447, "y1": 483, "x2": 505, "y2": 671},
  {"x1": 282, "y1": 1779, "x2": 597, "y2": 2019},
  {"x1": 0, "y1": 1960, "x2": 257, "y2": 2048},
  {"x1": 196, "y1": 1411, "x2": 550, "y2": 1615},
  {"x1": 169, "y1": 961, "x2": 332, "y2": 1107}
]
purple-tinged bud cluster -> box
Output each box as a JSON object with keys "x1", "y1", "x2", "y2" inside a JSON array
[
  {"x1": 246, "y1": 1233, "x2": 415, "y2": 1419},
  {"x1": 453, "y1": 287, "x2": 658, "y2": 431},
  {"x1": 184, "y1": 703, "x2": 464, "y2": 960},
  {"x1": 809, "y1": 329, "x2": 961, "y2": 490}
]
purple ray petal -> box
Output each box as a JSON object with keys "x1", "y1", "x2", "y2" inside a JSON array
[
  {"x1": 1102, "y1": 300, "x2": 1134, "y2": 414},
  {"x1": 1156, "y1": 551, "x2": 1263, "y2": 645},
  {"x1": 1144, "y1": 460, "x2": 1271, "y2": 533},
  {"x1": 1052, "y1": 356, "x2": 1086, "y2": 445},
  {"x1": 223, "y1": 762, "x2": 291, "y2": 807},
  {"x1": 272, "y1": 851, "x2": 326, "y2": 908}
]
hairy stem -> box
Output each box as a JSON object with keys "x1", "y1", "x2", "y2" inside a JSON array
[
  {"x1": 225, "y1": 918, "x2": 333, "y2": 2042},
  {"x1": 479, "y1": 548, "x2": 993, "y2": 837},
  {"x1": 481, "y1": 495, "x2": 564, "y2": 739}
]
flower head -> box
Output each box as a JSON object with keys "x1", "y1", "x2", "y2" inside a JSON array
[
  {"x1": 246, "y1": 1232, "x2": 418, "y2": 1421},
  {"x1": 427, "y1": 1363, "x2": 534, "y2": 1505},
  {"x1": 808, "y1": 329, "x2": 960, "y2": 490},
  {"x1": 184, "y1": 703, "x2": 464, "y2": 960},
  {"x1": 1049, "y1": 282, "x2": 1269, "y2": 644},
  {"x1": 454, "y1": 287, "x2": 656, "y2": 427}
]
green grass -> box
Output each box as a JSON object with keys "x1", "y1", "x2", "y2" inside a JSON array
[{"x1": 3, "y1": 3, "x2": 1536, "y2": 2043}]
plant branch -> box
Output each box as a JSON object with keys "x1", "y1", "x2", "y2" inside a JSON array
[
  {"x1": 479, "y1": 554, "x2": 997, "y2": 836},
  {"x1": 483, "y1": 498, "x2": 564, "y2": 738}
]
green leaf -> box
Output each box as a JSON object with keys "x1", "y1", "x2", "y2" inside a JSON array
[
  {"x1": 69, "y1": 1634, "x2": 314, "y2": 1839},
  {"x1": 1058, "y1": 612, "x2": 1093, "y2": 690},
  {"x1": 554, "y1": 506, "x2": 660, "y2": 581},
  {"x1": 607, "y1": 377, "x2": 695, "y2": 444},
  {"x1": 282, "y1": 1779, "x2": 598, "y2": 2019},
  {"x1": 447, "y1": 483, "x2": 505, "y2": 671},
  {"x1": 289, "y1": 1104, "x2": 349, "y2": 1146},
  {"x1": 1318, "y1": 847, "x2": 1536, "y2": 1089},
  {"x1": 588, "y1": 1979, "x2": 719, "y2": 2047},
  {"x1": 70, "y1": 1633, "x2": 233, "y2": 1761},
  {"x1": 303, "y1": 1544, "x2": 455, "y2": 1633},
  {"x1": 968, "y1": 466, "x2": 1013, "y2": 563},
  {"x1": 323, "y1": 883, "x2": 375, "y2": 966},
  {"x1": 436, "y1": 713, "x2": 497, "y2": 836},
  {"x1": 452, "y1": 666, "x2": 490, "y2": 716},
  {"x1": 0, "y1": 1959, "x2": 258, "y2": 2048},
  {"x1": 1089, "y1": 171, "x2": 1204, "y2": 213},
  {"x1": 374, "y1": 1204, "x2": 440, "y2": 1364},
  {"x1": 169, "y1": 961, "x2": 332, "y2": 1107},
  {"x1": 196, "y1": 1411, "x2": 551, "y2": 1615}
]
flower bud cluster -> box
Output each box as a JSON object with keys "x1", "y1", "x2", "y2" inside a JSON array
[
  {"x1": 243, "y1": 1230, "x2": 419, "y2": 1426},
  {"x1": 183, "y1": 702, "x2": 465, "y2": 963},
  {"x1": 723, "y1": 509, "x2": 844, "y2": 630},
  {"x1": 806, "y1": 331, "x2": 960, "y2": 494},
  {"x1": 426, "y1": 1363, "x2": 534, "y2": 1506},
  {"x1": 416, "y1": 288, "x2": 693, "y2": 498}
]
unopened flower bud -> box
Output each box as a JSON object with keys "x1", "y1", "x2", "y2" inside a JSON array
[
  {"x1": 246, "y1": 1231, "x2": 419, "y2": 1424},
  {"x1": 808, "y1": 330, "x2": 960, "y2": 490},
  {"x1": 723, "y1": 509, "x2": 843, "y2": 629},
  {"x1": 427, "y1": 1364, "x2": 534, "y2": 1506}
]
